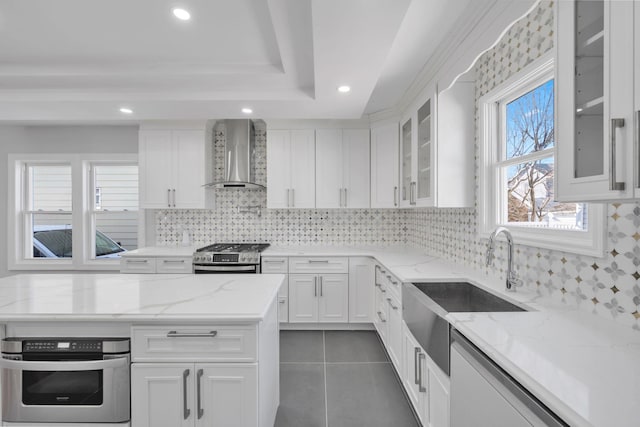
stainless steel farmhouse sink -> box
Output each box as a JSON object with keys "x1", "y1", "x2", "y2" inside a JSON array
[{"x1": 403, "y1": 282, "x2": 526, "y2": 375}]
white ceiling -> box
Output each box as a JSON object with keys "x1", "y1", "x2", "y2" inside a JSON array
[{"x1": 0, "y1": 0, "x2": 481, "y2": 122}]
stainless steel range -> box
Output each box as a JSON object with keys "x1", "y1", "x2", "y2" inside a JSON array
[{"x1": 192, "y1": 243, "x2": 270, "y2": 274}]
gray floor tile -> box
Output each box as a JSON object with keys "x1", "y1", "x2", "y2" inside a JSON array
[
  {"x1": 326, "y1": 363, "x2": 419, "y2": 427},
  {"x1": 280, "y1": 330, "x2": 325, "y2": 363},
  {"x1": 275, "y1": 363, "x2": 326, "y2": 427},
  {"x1": 324, "y1": 331, "x2": 389, "y2": 363}
]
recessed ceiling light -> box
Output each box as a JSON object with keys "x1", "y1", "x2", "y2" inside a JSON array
[
  {"x1": 241, "y1": 108, "x2": 253, "y2": 114},
  {"x1": 119, "y1": 107, "x2": 133, "y2": 114},
  {"x1": 337, "y1": 85, "x2": 351, "y2": 93},
  {"x1": 172, "y1": 8, "x2": 191, "y2": 21}
]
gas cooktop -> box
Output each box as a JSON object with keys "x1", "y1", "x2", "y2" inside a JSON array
[{"x1": 192, "y1": 243, "x2": 270, "y2": 266}]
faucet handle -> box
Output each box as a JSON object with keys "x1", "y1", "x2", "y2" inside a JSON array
[{"x1": 485, "y1": 246, "x2": 495, "y2": 266}]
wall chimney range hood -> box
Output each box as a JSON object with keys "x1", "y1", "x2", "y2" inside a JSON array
[{"x1": 205, "y1": 119, "x2": 265, "y2": 189}]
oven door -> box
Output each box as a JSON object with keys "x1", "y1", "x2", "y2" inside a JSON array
[
  {"x1": 1, "y1": 354, "x2": 130, "y2": 423},
  {"x1": 194, "y1": 263, "x2": 259, "y2": 274}
]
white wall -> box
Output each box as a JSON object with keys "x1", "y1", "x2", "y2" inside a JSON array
[{"x1": 0, "y1": 125, "x2": 138, "y2": 277}]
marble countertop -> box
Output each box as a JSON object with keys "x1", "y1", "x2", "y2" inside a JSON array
[
  {"x1": 0, "y1": 273, "x2": 284, "y2": 322},
  {"x1": 264, "y1": 244, "x2": 640, "y2": 427},
  {"x1": 449, "y1": 310, "x2": 640, "y2": 427}
]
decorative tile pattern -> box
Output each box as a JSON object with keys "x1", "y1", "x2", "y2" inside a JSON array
[{"x1": 156, "y1": 1, "x2": 640, "y2": 329}]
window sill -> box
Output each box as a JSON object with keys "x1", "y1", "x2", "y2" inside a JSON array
[{"x1": 9, "y1": 260, "x2": 121, "y2": 272}]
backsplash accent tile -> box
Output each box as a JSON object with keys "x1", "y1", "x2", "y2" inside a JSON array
[{"x1": 155, "y1": 1, "x2": 640, "y2": 329}]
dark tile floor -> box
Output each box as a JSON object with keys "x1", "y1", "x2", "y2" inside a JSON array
[{"x1": 275, "y1": 330, "x2": 420, "y2": 427}]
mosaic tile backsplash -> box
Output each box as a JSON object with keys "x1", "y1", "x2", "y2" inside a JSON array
[{"x1": 156, "y1": 1, "x2": 640, "y2": 330}]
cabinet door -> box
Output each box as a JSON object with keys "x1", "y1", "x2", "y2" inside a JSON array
[
  {"x1": 416, "y1": 95, "x2": 435, "y2": 206},
  {"x1": 400, "y1": 118, "x2": 413, "y2": 207},
  {"x1": 318, "y1": 274, "x2": 349, "y2": 323},
  {"x1": 371, "y1": 124, "x2": 399, "y2": 208},
  {"x1": 131, "y1": 363, "x2": 193, "y2": 427},
  {"x1": 374, "y1": 284, "x2": 388, "y2": 342},
  {"x1": 290, "y1": 130, "x2": 316, "y2": 208},
  {"x1": 402, "y1": 324, "x2": 425, "y2": 423},
  {"x1": 385, "y1": 293, "x2": 402, "y2": 371},
  {"x1": 427, "y1": 361, "x2": 450, "y2": 427},
  {"x1": 139, "y1": 130, "x2": 174, "y2": 208},
  {"x1": 266, "y1": 130, "x2": 291, "y2": 208},
  {"x1": 172, "y1": 130, "x2": 205, "y2": 208},
  {"x1": 196, "y1": 364, "x2": 258, "y2": 427},
  {"x1": 342, "y1": 129, "x2": 370, "y2": 208},
  {"x1": 288, "y1": 274, "x2": 319, "y2": 323},
  {"x1": 348, "y1": 258, "x2": 374, "y2": 323},
  {"x1": 636, "y1": 0, "x2": 640, "y2": 198},
  {"x1": 556, "y1": 0, "x2": 634, "y2": 201},
  {"x1": 315, "y1": 129, "x2": 344, "y2": 208}
]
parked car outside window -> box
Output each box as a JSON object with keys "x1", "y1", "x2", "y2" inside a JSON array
[{"x1": 33, "y1": 225, "x2": 126, "y2": 259}]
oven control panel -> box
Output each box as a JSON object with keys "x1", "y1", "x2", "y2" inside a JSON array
[{"x1": 23, "y1": 340, "x2": 103, "y2": 352}]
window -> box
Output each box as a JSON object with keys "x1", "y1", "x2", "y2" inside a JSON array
[
  {"x1": 478, "y1": 53, "x2": 605, "y2": 256},
  {"x1": 8, "y1": 154, "x2": 138, "y2": 270}
]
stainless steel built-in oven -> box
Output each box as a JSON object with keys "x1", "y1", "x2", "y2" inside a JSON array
[
  {"x1": 192, "y1": 243, "x2": 270, "y2": 274},
  {"x1": 1, "y1": 337, "x2": 130, "y2": 424}
]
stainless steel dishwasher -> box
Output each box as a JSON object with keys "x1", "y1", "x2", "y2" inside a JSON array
[{"x1": 450, "y1": 329, "x2": 567, "y2": 427}]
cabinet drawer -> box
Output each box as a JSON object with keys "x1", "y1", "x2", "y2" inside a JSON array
[
  {"x1": 121, "y1": 257, "x2": 156, "y2": 273},
  {"x1": 261, "y1": 257, "x2": 288, "y2": 273},
  {"x1": 376, "y1": 264, "x2": 401, "y2": 299},
  {"x1": 289, "y1": 257, "x2": 349, "y2": 274},
  {"x1": 132, "y1": 325, "x2": 257, "y2": 362},
  {"x1": 155, "y1": 257, "x2": 192, "y2": 273}
]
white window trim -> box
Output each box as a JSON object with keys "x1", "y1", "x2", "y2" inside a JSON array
[
  {"x1": 478, "y1": 52, "x2": 605, "y2": 257},
  {"x1": 8, "y1": 153, "x2": 137, "y2": 271}
]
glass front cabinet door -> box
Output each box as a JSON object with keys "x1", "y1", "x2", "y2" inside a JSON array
[{"x1": 555, "y1": 0, "x2": 635, "y2": 201}]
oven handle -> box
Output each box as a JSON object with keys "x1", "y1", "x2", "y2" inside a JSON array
[
  {"x1": 193, "y1": 265, "x2": 257, "y2": 272},
  {"x1": 0, "y1": 356, "x2": 128, "y2": 371}
]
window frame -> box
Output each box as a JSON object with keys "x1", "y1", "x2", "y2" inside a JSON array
[
  {"x1": 8, "y1": 153, "x2": 138, "y2": 271},
  {"x1": 478, "y1": 52, "x2": 605, "y2": 257}
]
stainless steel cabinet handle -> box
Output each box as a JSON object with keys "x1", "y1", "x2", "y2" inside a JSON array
[
  {"x1": 386, "y1": 298, "x2": 398, "y2": 310},
  {"x1": 167, "y1": 331, "x2": 218, "y2": 338},
  {"x1": 197, "y1": 368, "x2": 204, "y2": 419},
  {"x1": 162, "y1": 259, "x2": 185, "y2": 264},
  {"x1": 291, "y1": 188, "x2": 295, "y2": 207},
  {"x1": 308, "y1": 259, "x2": 329, "y2": 263},
  {"x1": 418, "y1": 353, "x2": 426, "y2": 392},
  {"x1": 167, "y1": 189, "x2": 171, "y2": 208},
  {"x1": 264, "y1": 259, "x2": 285, "y2": 263},
  {"x1": 172, "y1": 189, "x2": 176, "y2": 207},
  {"x1": 394, "y1": 186, "x2": 398, "y2": 207},
  {"x1": 126, "y1": 259, "x2": 148, "y2": 264},
  {"x1": 314, "y1": 276, "x2": 318, "y2": 297},
  {"x1": 610, "y1": 118, "x2": 626, "y2": 191},
  {"x1": 286, "y1": 189, "x2": 290, "y2": 207},
  {"x1": 380, "y1": 286, "x2": 386, "y2": 293},
  {"x1": 344, "y1": 188, "x2": 348, "y2": 207},
  {"x1": 376, "y1": 311, "x2": 387, "y2": 322},
  {"x1": 375, "y1": 282, "x2": 381, "y2": 288},
  {"x1": 183, "y1": 369, "x2": 191, "y2": 420},
  {"x1": 319, "y1": 276, "x2": 323, "y2": 296},
  {"x1": 414, "y1": 348, "x2": 420, "y2": 385},
  {"x1": 279, "y1": 299, "x2": 286, "y2": 304}
]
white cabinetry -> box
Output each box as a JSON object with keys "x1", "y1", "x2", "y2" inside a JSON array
[
  {"x1": 348, "y1": 257, "x2": 374, "y2": 323},
  {"x1": 399, "y1": 80, "x2": 474, "y2": 208},
  {"x1": 402, "y1": 322, "x2": 450, "y2": 427},
  {"x1": 261, "y1": 257, "x2": 289, "y2": 323},
  {"x1": 374, "y1": 265, "x2": 402, "y2": 370},
  {"x1": 139, "y1": 129, "x2": 205, "y2": 209},
  {"x1": 289, "y1": 273, "x2": 348, "y2": 323},
  {"x1": 121, "y1": 256, "x2": 192, "y2": 274},
  {"x1": 266, "y1": 130, "x2": 315, "y2": 208},
  {"x1": 316, "y1": 129, "x2": 370, "y2": 208},
  {"x1": 132, "y1": 363, "x2": 257, "y2": 427},
  {"x1": 556, "y1": 0, "x2": 636, "y2": 201},
  {"x1": 370, "y1": 123, "x2": 399, "y2": 208},
  {"x1": 130, "y1": 312, "x2": 278, "y2": 427}
]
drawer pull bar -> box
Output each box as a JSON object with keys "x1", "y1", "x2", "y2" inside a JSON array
[
  {"x1": 308, "y1": 260, "x2": 330, "y2": 263},
  {"x1": 264, "y1": 260, "x2": 285, "y2": 263},
  {"x1": 183, "y1": 369, "x2": 191, "y2": 420},
  {"x1": 126, "y1": 259, "x2": 148, "y2": 264},
  {"x1": 167, "y1": 331, "x2": 218, "y2": 338},
  {"x1": 387, "y1": 298, "x2": 399, "y2": 310},
  {"x1": 162, "y1": 259, "x2": 185, "y2": 264},
  {"x1": 197, "y1": 368, "x2": 204, "y2": 419}
]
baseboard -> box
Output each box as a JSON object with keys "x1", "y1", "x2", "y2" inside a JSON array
[{"x1": 279, "y1": 322, "x2": 374, "y2": 331}]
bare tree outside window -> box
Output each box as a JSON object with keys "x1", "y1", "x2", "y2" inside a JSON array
[{"x1": 503, "y1": 80, "x2": 586, "y2": 230}]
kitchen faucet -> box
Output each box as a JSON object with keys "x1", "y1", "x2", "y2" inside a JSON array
[{"x1": 485, "y1": 226, "x2": 521, "y2": 291}]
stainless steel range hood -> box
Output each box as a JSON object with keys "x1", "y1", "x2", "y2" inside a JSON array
[{"x1": 205, "y1": 119, "x2": 265, "y2": 189}]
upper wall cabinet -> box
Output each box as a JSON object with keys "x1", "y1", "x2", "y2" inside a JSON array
[
  {"x1": 399, "y1": 81, "x2": 474, "y2": 208},
  {"x1": 139, "y1": 129, "x2": 205, "y2": 209},
  {"x1": 556, "y1": 0, "x2": 636, "y2": 201},
  {"x1": 371, "y1": 123, "x2": 399, "y2": 208},
  {"x1": 316, "y1": 129, "x2": 370, "y2": 208},
  {"x1": 266, "y1": 129, "x2": 316, "y2": 209}
]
